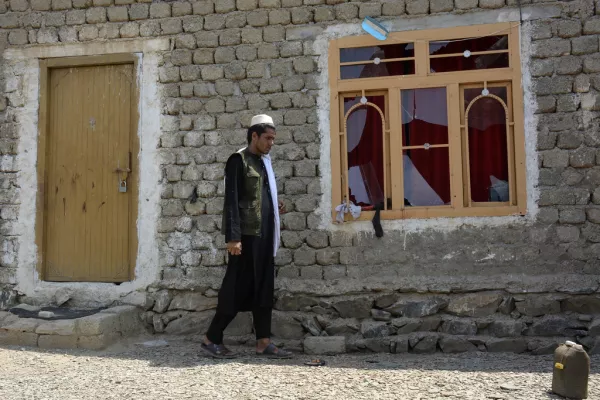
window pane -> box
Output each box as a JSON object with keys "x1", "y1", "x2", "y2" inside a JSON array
[
  {"x1": 403, "y1": 148, "x2": 450, "y2": 207},
  {"x1": 401, "y1": 88, "x2": 448, "y2": 146},
  {"x1": 340, "y1": 43, "x2": 414, "y2": 63},
  {"x1": 429, "y1": 35, "x2": 508, "y2": 55},
  {"x1": 345, "y1": 95, "x2": 385, "y2": 207},
  {"x1": 464, "y1": 87, "x2": 509, "y2": 203},
  {"x1": 430, "y1": 53, "x2": 509, "y2": 73},
  {"x1": 341, "y1": 61, "x2": 415, "y2": 80},
  {"x1": 464, "y1": 86, "x2": 507, "y2": 105}
]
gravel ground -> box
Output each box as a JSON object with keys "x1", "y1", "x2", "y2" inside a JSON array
[{"x1": 0, "y1": 338, "x2": 598, "y2": 400}]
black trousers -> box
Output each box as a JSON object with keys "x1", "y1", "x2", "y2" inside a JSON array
[{"x1": 206, "y1": 307, "x2": 272, "y2": 345}]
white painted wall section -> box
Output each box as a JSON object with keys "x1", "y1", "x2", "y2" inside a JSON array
[
  {"x1": 313, "y1": 6, "x2": 557, "y2": 234},
  {"x1": 4, "y1": 39, "x2": 168, "y2": 307}
]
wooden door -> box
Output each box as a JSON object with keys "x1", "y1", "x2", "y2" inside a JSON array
[{"x1": 43, "y1": 62, "x2": 136, "y2": 282}]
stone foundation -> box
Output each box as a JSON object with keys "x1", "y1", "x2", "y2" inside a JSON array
[
  {"x1": 0, "y1": 0, "x2": 598, "y2": 355},
  {"x1": 139, "y1": 290, "x2": 600, "y2": 354}
]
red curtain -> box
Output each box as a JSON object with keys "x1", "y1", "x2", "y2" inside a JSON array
[
  {"x1": 346, "y1": 96, "x2": 385, "y2": 207},
  {"x1": 467, "y1": 98, "x2": 509, "y2": 202},
  {"x1": 402, "y1": 118, "x2": 451, "y2": 204}
]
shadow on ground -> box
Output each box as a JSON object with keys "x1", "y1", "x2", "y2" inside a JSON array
[{"x1": 3, "y1": 334, "x2": 600, "y2": 376}]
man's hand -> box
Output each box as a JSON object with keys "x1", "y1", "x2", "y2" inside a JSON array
[
  {"x1": 278, "y1": 199, "x2": 286, "y2": 214},
  {"x1": 227, "y1": 241, "x2": 242, "y2": 256}
]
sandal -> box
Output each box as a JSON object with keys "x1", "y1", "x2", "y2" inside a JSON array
[
  {"x1": 201, "y1": 342, "x2": 237, "y2": 359},
  {"x1": 304, "y1": 358, "x2": 327, "y2": 367},
  {"x1": 256, "y1": 343, "x2": 293, "y2": 359}
]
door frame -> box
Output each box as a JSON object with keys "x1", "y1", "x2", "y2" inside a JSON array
[{"x1": 36, "y1": 54, "x2": 140, "y2": 282}]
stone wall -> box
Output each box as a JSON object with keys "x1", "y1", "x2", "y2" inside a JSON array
[{"x1": 0, "y1": 0, "x2": 599, "y2": 353}]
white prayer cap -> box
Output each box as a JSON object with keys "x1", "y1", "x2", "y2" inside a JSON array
[{"x1": 250, "y1": 114, "x2": 274, "y2": 127}]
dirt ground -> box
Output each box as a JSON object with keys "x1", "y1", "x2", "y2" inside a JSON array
[{"x1": 0, "y1": 338, "x2": 598, "y2": 400}]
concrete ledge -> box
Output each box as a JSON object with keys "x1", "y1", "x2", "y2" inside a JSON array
[
  {"x1": 0, "y1": 305, "x2": 144, "y2": 351},
  {"x1": 3, "y1": 38, "x2": 170, "y2": 60}
]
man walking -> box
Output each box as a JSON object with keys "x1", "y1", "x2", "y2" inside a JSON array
[{"x1": 201, "y1": 114, "x2": 292, "y2": 359}]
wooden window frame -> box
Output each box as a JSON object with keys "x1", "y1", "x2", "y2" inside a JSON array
[
  {"x1": 328, "y1": 22, "x2": 526, "y2": 222},
  {"x1": 36, "y1": 54, "x2": 140, "y2": 281}
]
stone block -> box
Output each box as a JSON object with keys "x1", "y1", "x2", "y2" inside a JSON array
[
  {"x1": 38, "y1": 335, "x2": 78, "y2": 349},
  {"x1": 172, "y1": 1, "x2": 192, "y2": 16},
  {"x1": 150, "y1": 2, "x2": 170, "y2": 18},
  {"x1": 542, "y1": 149, "x2": 569, "y2": 168},
  {"x1": 323, "y1": 266, "x2": 346, "y2": 280},
  {"x1": 572, "y1": 36, "x2": 599, "y2": 55},
  {"x1": 333, "y1": 298, "x2": 373, "y2": 319},
  {"x1": 247, "y1": 9, "x2": 268, "y2": 27},
  {"x1": 86, "y1": 7, "x2": 107, "y2": 23},
  {"x1": 531, "y1": 59, "x2": 554, "y2": 77},
  {"x1": 559, "y1": 209, "x2": 586, "y2": 224},
  {"x1": 532, "y1": 39, "x2": 571, "y2": 58},
  {"x1": 315, "y1": 6, "x2": 335, "y2": 21},
  {"x1": 439, "y1": 337, "x2": 478, "y2": 353},
  {"x1": 8, "y1": 30, "x2": 28, "y2": 45},
  {"x1": 78, "y1": 333, "x2": 121, "y2": 350},
  {"x1": 488, "y1": 320, "x2": 525, "y2": 337},
  {"x1": 534, "y1": 76, "x2": 573, "y2": 95},
  {"x1": 291, "y1": 8, "x2": 312, "y2": 24},
  {"x1": 556, "y1": 20, "x2": 582, "y2": 38},
  {"x1": 260, "y1": 0, "x2": 280, "y2": 7},
  {"x1": 570, "y1": 148, "x2": 596, "y2": 168},
  {"x1": 264, "y1": 25, "x2": 285, "y2": 42},
  {"x1": 275, "y1": 294, "x2": 317, "y2": 311},
  {"x1": 271, "y1": 311, "x2": 304, "y2": 339},
  {"x1": 335, "y1": 4, "x2": 358, "y2": 21},
  {"x1": 36, "y1": 320, "x2": 76, "y2": 336},
  {"x1": 455, "y1": 0, "x2": 477, "y2": 9},
  {"x1": 563, "y1": 296, "x2": 600, "y2": 313},
  {"x1": 486, "y1": 338, "x2": 527, "y2": 353},
  {"x1": 527, "y1": 315, "x2": 577, "y2": 336},
  {"x1": 406, "y1": 0, "x2": 429, "y2": 14},
  {"x1": 587, "y1": 209, "x2": 600, "y2": 224},
  {"x1": 359, "y1": 3, "x2": 381, "y2": 18},
  {"x1": 582, "y1": 92, "x2": 600, "y2": 111},
  {"x1": 479, "y1": 0, "x2": 504, "y2": 8},
  {"x1": 556, "y1": 56, "x2": 583, "y2": 75},
  {"x1": 411, "y1": 334, "x2": 439, "y2": 353},
  {"x1": 360, "y1": 320, "x2": 394, "y2": 338},
  {"x1": 447, "y1": 293, "x2": 502, "y2": 317},
  {"x1": 3, "y1": 319, "x2": 41, "y2": 333},
  {"x1": 558, "y1": 132, "x2": 583, "y2": 149},
  {"x1": 77, "y1": 313, "x2": 120, "y2": 336},
  {"x1": 0, "y1": 332, "x2": 38, "y2": 347},
  {"x1": 583, "y1": 54, "x2": 600, "y2": 73},
  {"x1": 32, "y1": 0, "x2": 52, "y2": 10},
  {"x1": 294, "y1": 266, "x2": 323, "y2": 280},
  {"x1": 584, "y1": 18, "x2": 600, "y2": 35},
  {"x1": 325, "y1": 318, "x2": 360, "y2": 337},
  {"x1": 127, "y1": 4, "x2": 148, "y2": 20},
  {"x1": 385, "y1": 296, "x2": 448, "y2": 318},
  {"x1": 556, "y1": 225, "x2": 580, "y2": 242},
  {"x1": 392, "y1": 318, "x2": 422, "y2": 334},
  {"x1": 441, "y1": 319, "x2": 477, "y2": 336},
  {"x1": 530, "y1": 21, "x2": 552, "y2": 40},
  {"x1": 304, "y1": 336, "x2": 346, "y2": 355},
  {"x1": 371, "y1": 309, "x2": 392, "y2": 322},
  {"x1": 430, "y1": 0, "x2": 453, "y2": 12}
]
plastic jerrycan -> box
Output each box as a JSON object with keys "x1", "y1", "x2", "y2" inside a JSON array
[{"x1": 552, "y1": 341, "x2": 591, "y2": 399}]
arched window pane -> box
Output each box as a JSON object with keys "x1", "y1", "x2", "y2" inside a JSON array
[
  {"x1": 465, "y1": 87, "x2": 509, "y2": 203},
  {"x1": 344, "y1": 96, "x2": 385, "y2": 207}
]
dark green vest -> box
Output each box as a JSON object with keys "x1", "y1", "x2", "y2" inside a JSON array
[{"x1": 222, "y1": 148, "x2": 263, "y2": 237}]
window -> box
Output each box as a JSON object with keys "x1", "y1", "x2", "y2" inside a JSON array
[{"x1": 328, "y1": 23, "x2": 526, "y2": 220}]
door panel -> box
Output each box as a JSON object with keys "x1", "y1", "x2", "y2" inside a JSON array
[{"x1": 45, "y1": 63, "x2": 134, "y2": 282}]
